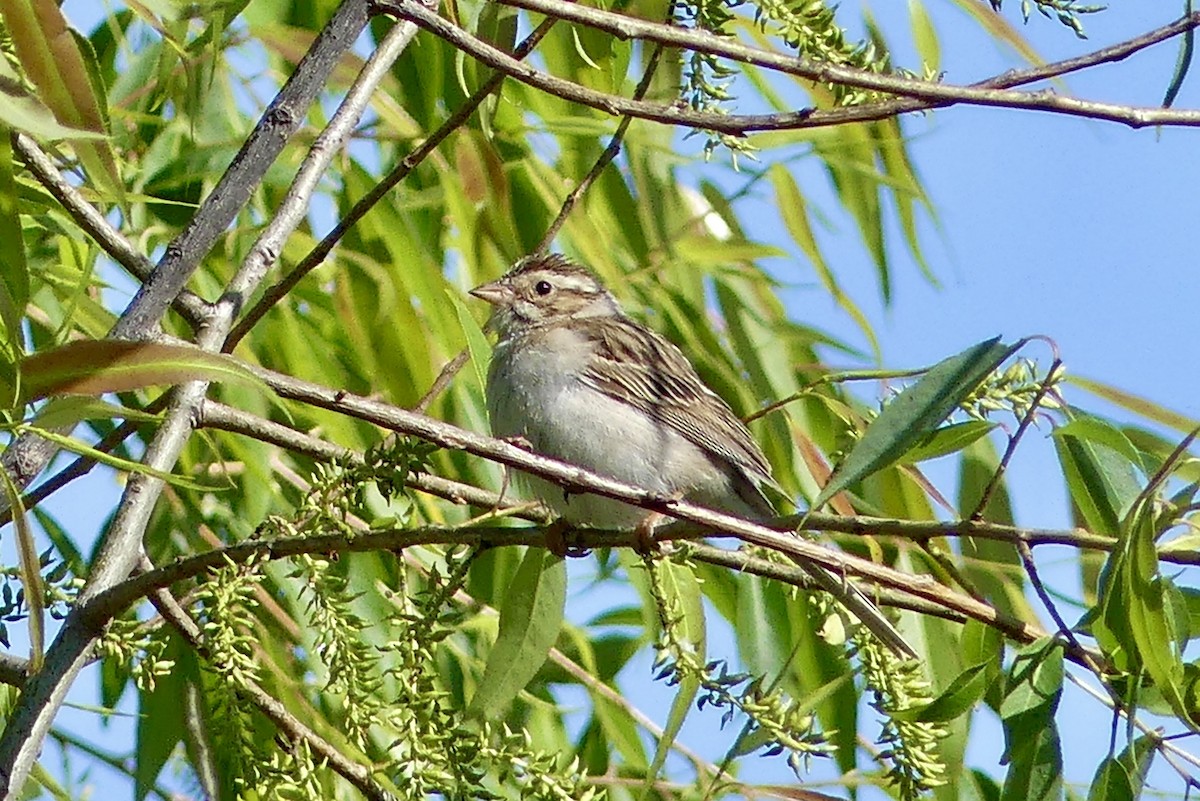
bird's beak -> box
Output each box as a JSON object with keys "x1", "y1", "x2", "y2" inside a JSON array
[{"x1": 469, "y1": 279, "x2": 510, "y2": 306}]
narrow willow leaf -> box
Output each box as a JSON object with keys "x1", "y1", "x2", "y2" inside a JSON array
[
  {"x1": 1000, "y1": 722, "x2": 1063, "y2": 801},
  {"x1": 948, "y1": 0, "x2": 1048, "y2": 68},
  {"x1": 1123, "y1": 502, "x2": 1189, "y2": 719},
  {"x1": 1053, "y1": 424, "x2": 1142, "y2": 537},
  {"x1": 33, "y1": 396, "x2": 162, "y2": 429},
  {"x1": 19, "y1": 340, "x2": 261, "y2": 404},
  {"x1": 1068, "y1": 375, "x2": 1199, "y2": 435},
  {"x1": 909, "y1": 0, "x2": 941, "y2": 72},
  {"x1": 0, "y1": 123, "x2": 25, "y2": 407},
  {"x1": 0, "y1": 47, "x2": 107, "y2": 139},
  {"x1": 18, "y1": 425, "x2": 222, "y2": 491},
  {"x1": 769, "y1": 163, "x2": 880, "y2": 358},
  {"x1": 31, "y1": 507, "x2": 84, "y2": 578},
  {"x1": 0, "y1": 466, "x2": 42, "y2": 672},
  {"x1": 875, "y1": 119, "x2": 938, "y2": 287},
  {"x1": 469, "y1": 549, "x2": 566, "y2": 719},
  {"x1": 570, "y1": 28, "x2": 602, "y2": 70},
  {"x1": 645, "y1": 560, "x2": 704, "y2": 786},
  {"x1": 1163, "y1": 0, "x2": 1194, "y2": 108},
  {"x1": 813, "y1": 337, "x2": 1017, "y2": 510},
  {"x1": 448, "y1": 290, "x2": 491, "y2": 395},
  {"x1": 1054, "y1": 418, "x2": 1146, "y2": 475},
  {"x1": 1086, "y1": 757, "x2": 1134, "y2": 801},
  {"x1": 901, "y1": 420, "x2": 997, "y2": 464},
  {"x1": 0, "y1": 0, "x2": 121, "y2": 197},
  {"x1": 892, "y1": 662, "x2": 988, "y2": 723},
  {"x1": 1000, "y1": 638, "x2": 1062, "y2": 721},
  {"x1": 136, "y1": 634, "x2": 187, "y2": 801},
  {"x1": 999, "y1": 639, "x2": 1064, "y2": 801}
]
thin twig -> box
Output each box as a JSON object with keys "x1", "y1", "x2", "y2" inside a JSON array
[
  {"x1": 412, "y1": 349, "x2": 471, "y2": 414},
  {"x1": 1016, "y1": 541, "x2": 1100, "y2": 677},
  {"x1": 505, "y1": 0, "x2": 1200, "y2": 113},
  {"x1": 1066, "y1": 671, "x2": 1200, "y2": 782}
]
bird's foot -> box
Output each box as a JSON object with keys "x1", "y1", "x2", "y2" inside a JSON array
[
  {"x1": 543, "y1": 518, "x2": 589, "y2": 558},
  {"x1": 633, "y1": 511, "x2": 663, "y2": 554}
]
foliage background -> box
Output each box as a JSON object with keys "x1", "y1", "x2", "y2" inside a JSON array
[{"x1": 0, "y1": 0, "x2": 1197, "y2": 799}]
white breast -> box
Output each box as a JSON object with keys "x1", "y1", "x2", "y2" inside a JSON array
[{"x1": 487, "y1": 327, "x2": 737, "y2": 527}]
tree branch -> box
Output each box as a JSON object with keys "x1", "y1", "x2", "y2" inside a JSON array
[
  {"x1": 379, "y1": 0, "x2": 1200, "y2": 132},
  {"x1": 196, "y1": 366, "x2": 1075, "y2": 653}
]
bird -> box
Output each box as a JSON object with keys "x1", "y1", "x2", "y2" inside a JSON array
[{"x1": 470, "y1": 253, "x2": 915, "y2": 658}]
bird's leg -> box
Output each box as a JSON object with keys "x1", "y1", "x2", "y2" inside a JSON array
[
  {"x1": 543, "y1": 518, "x2": 569, "y2": 557},
  {"x1": 633, "y1": 511, "x2": 664, "y2": 554},
  {"x1": 543, "y1": 518, "x2": 592, "y2": 558},
  {"x1": 632, "y1": 491, "x2": 682, "y2": 554}
]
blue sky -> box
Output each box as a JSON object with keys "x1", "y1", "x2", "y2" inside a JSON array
[{"x1": 25, "y1": 0, "x2": 1200, "y2": 797}]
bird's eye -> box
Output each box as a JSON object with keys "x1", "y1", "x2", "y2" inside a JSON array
[{"x1": 534, "y1": 280, "x2": 553, "y2": 296}]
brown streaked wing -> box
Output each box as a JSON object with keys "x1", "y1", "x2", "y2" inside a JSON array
[{"x1": 574, "y1": 316, "x2": 774, "y2": 483}]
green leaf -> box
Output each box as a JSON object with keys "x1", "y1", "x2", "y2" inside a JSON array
[
  {"x1": 1122, "y1": 502, "x2": 1188, "y2": 719},
  {"x1": 909, "y1": 0, "x2": 941, "y2": 72},
  {"x1": 1069, "y1": 375, "x2": 1200, "y2": 435},
  {"x1": 17, "y1": 425, "x2": 223, "y2": 491},
  {"x1": 901, "y1": 420, "x2": 997, "y2": 464},
  {"x1": 0, "y1": 466, "x2": 41, "y2": 671},
  {"x1": 1000, "y1": 638, "x2": 1062, "y2": 721},
  {"x1": 32, "y1": 396, "x2": 162, "y2": 429},
  {"x1": 892, "y1": 662, "x2": 988, "y2": 723},
  {"x1": 1163, "y1": 0, "x2": 1194, "y2": 109},
  {"x1": 0, "y1": 57, "x2": 107, "y2": 140},
  {"x1": 813, "y1": 337, "x2": 1017, "y2": 510},
  {"x1": 645, "y1": 559, "x2": 704, "y2": 787},
  {"x1": 17, "y1": 340, "x2": 262, "y2": 405},
  {"x1": 1054, "y1": 418, "x2": 1146, "y2": 475},
  {"x1": 0, "y1": 122, "x2": 26, "y2": 366},
  {"x1": 961, "y1": 617, "x2": 1005, "y2": 677},
  {"x1": 0, "y1": 0, "x2": 121, "y2": 198},
  {"x1": 1053, "y1": 419, "x2": 1142, "y2": 537},
  {"x1": 1086, "y1": 757, "x2": 1133, "y2": 801},
  {"x1": 448, "y1": 289, "x2": 491, "y2": 396},
  {"x1": 469, "y1": 548, "x2": 566, "y2": 718},
  {"x1": 1000, "y1": 642, "x2": 1063, "y2": 801},
  {"x1": 136, "y1": 633, "x2": 187, "y2": 801},
  {"x1": 1000, "y1": 719, "x2": 1063, "y2": 801},
  {"x1": 770, "y1": 163, "x2": 880, "y2": 359},
  {"x1": 31, "y1": 507, "x2": 84, "y2": 579}
]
